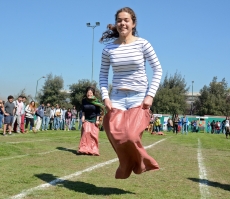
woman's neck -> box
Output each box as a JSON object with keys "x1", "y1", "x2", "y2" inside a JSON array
[{"x1": 117, "y1": 35, "x2": 137, "y2": 44}]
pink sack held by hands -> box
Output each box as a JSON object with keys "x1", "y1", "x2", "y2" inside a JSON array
[
  {"x1": 78, "y1": 121, "x2": 100, "y2": 156},
  {"x1": 103, "y1": 106, "x2": 159, "y2": 179}
]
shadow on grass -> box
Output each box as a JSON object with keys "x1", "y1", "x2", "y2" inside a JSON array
[
  {"x1": 56, "y1": 147, "x2": 76, "y2": 155},
  {"x1": 188, "y1": 178, "x2": 230, "y2": 191},
  {"x1": 35, "y1": 173, "x2": 134, "y2": 195}
]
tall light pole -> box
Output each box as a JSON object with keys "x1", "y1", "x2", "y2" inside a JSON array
[
  {"x1": 191, "y1": 80, "x2": 194, "y2": 115},
  {"x1": 86, "y1": 22, "x2": 100, "y2": 81},
  {"x1": 35, "y1": 76, "x2": 45, "y2": 101}
]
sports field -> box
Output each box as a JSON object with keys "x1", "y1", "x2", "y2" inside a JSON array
[{"x1": 0, "y1": 130, "x2": 229, "y2": 199}]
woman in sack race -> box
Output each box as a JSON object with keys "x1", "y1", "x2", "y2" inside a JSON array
[
  {"x1": 77, "y1": 87, "x2": 104, "y2": 156},
  {"x1": 99, "y1": 7, "x2": 163, "y2": 179}
]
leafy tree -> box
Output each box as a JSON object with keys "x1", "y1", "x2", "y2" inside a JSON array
[
  {"x1": 194, "y1": 77, "x2": 230, "y2": 116},
  {"x1": 14, "y1": 88, "x2": 33, "y2": 104},
  {"x1": 151, "y1": 72, "x2": 189, "y2": 115},
  {"x1": 37, "y1": 73, "x2": 69, "y2": 106},
  {"x1": 69, "y1": 79, "x2": 102, "y2": 111}
]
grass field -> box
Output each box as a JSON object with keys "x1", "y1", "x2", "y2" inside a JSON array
[{"x1": 0, "y1": 129, "x2": 230, "y2": 199}]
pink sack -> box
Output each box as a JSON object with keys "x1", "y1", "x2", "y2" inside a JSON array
[
  {"x1": 78, "y1": 121, "x2": 100, "y2": 156},
  {"x1": 103, "y1": 106, "x2": 159, "y2": 179}
]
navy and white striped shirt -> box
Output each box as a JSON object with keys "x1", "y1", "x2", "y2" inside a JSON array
[{"x1": 99, "y1": 38, "x2": 163, "y2": 100}]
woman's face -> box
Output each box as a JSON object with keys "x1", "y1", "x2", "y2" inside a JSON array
[
  {"x1": 116, "y1": 11, "x2": 135, "y2": 37},
  {"x1": 31, "y1": 102, "x2": 35, "y2": 106},
  {"x1": 86, "y1": 90, "x2": 94, "y2": 99}
]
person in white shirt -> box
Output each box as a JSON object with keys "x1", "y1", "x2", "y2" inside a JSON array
[
  {"x1": 53, "y1": 104, "x2": 62, "y2": 130},
  {"x1": 225, "y1": 116, "x2": 230, "y2": 139},
  {"x1": 99, "y1": 7, "x2": 162, "y2": 179},
  {"x1": 12, "y1": 95, "x2": 25, "y2": 133}
]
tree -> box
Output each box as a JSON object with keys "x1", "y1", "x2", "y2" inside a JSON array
[
  {"x1": 194, "y1": 77, "x2": 230, "y2": 116},
  {"x1": 151, "y1": 72, "x2": 189, "y2": 115},
  {"x1": 14, "y1": 88, "x2": 33, "y2": 104},
  {"x1": 69, "y1": 79, "x2": 102, "y2": 111},
  {"x1": 37, "y1": 73, "x2": 69, "y2": 106}
]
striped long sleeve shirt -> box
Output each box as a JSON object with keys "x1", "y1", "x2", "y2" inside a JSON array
[{"x1": 99, "y1": 38, "x2": 163, "y2": 100}]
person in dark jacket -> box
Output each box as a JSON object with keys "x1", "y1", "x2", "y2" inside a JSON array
[{"x1": 77, "y1": 87, "x2": 102, "y2": 156}]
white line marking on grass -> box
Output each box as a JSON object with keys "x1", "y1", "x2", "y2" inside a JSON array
[
  {"x1": 197, "y1": 138, "x2": 209, "y2": 198},
  {"x1": 0, "y1": 147, "x2": 76, "y2": 161},
  {"x1": 5, "y1": 139, "x2": 50, "y2": 144},
  {"x1": 10, "y1": 138, "x2": 167, "y2": 199}
]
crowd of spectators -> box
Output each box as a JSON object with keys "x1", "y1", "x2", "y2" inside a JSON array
[{"x1": 0, "y1": 95, "x2": 82, "y2": 136}]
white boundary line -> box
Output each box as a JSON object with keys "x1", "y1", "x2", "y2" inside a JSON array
[
  {"x1": 197, "y1": 138, "x2": 209, "y2": 199},
  {"x1": 5, "y1": 139, "x2": 51, "y2": 144},
  {"x1": 10, "y1": 138, "x2": 167, "y2": 199},
  {"x1": 0, "y1": 147, "x2": 76, "y2": 161}
]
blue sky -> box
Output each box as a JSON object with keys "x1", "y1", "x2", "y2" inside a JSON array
[{"x1": 1, "y1": 0, "x2": 230, "y2": 100}]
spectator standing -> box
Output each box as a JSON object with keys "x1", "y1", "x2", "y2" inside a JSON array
[
  {"x1": 78, "y1": 110, "x2": 82, "y2": 130},
  {"x1": 3, "y1": 95, "x2": 16, "y2": 136},
  {"x1": 53, "y1": 104, "x2": 62, "y2": 130},
  {"x1": 225, "y1": 116, "x2": 229, "y2": 139},
  {"x1": 182, "y1": 115, "x2": 188, "y2": 135},
  {"x1": 167, "y1": 117, "x2": 173, "y2": 132},
  {"x1": 71, "y1": 106, "x2": 77, "y2": 129},
  {"x1": 12, "y1": 96, "x2": 24, "y2": 133},
  {"x1": 221, "y1": 120, "x2": 226, "y2": 134},
  {"x1": 0, "y1": 100, "x2": 5, "y2": 130},
  {"x1": 60, "y1": 106, "x2": 66, "y2": 130},
  {"x1": 65, "y1": 108, "x2": 72, "y2": 131},
  {"x1": 41, "y1": 103, "x2": 51, "y2": 131},
  {"x1": 154, "y1": 117, "x2": 161, "y2": 132},
  {"x1": 215, "y1": 121, "x2": 221, "y2": 134},
  {"x1": 173, "y1": 114, "x2": 180, "y2": 134},
  {"x1": 20, "y1": 96, "x2": 27, "y2": 133},
  {"x1": 35, "y1": 103, "x2": 45, "y2": 131},
  {"x1": 207, "y1": 121, "x2": 211, "y2": 133},
  {"x1": 49, "y1": 106, "x2": 55, "y2": 130},
  {"x1": 211, "y1": 120, "x2": 215, "y2": 134},
  {"x1": 25, "y1": 101, "x2": 36, "y2": 133}
]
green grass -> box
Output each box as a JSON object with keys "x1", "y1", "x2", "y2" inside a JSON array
[{"x1": 0, "y1": 130, "x2": 230, "y2": 199}]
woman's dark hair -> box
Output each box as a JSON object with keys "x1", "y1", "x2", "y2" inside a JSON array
[
  {"x1": 84, "y1": 86, "x2": 95, "y2": 98},
  {"x1": 100, "y1": 7, "x2": 138, "y2": 43}
]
